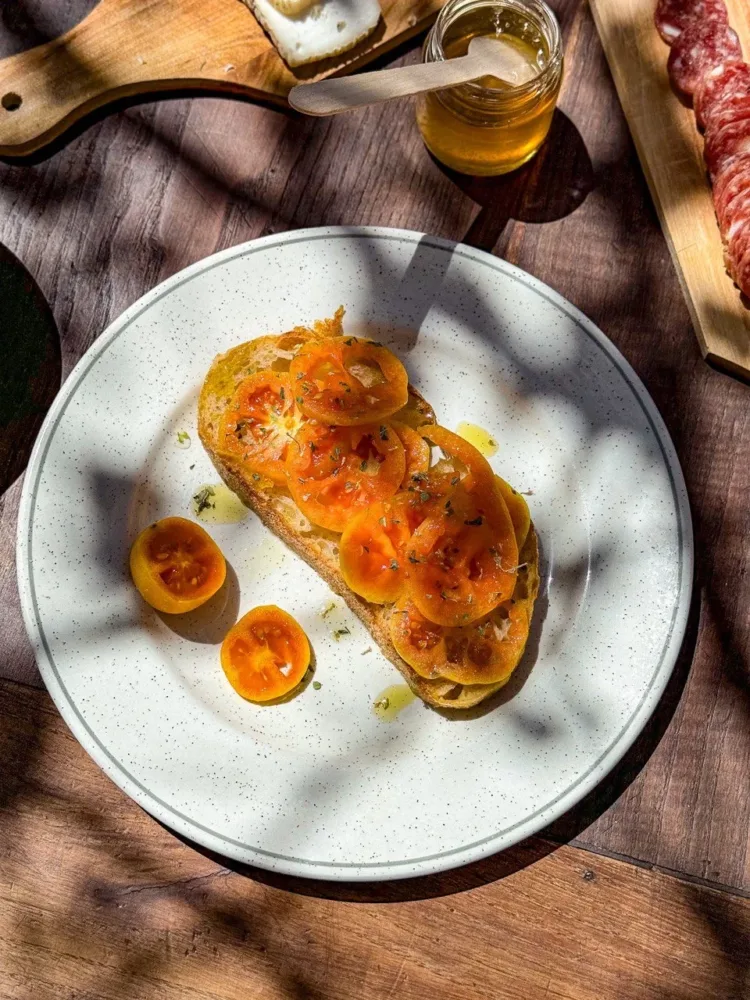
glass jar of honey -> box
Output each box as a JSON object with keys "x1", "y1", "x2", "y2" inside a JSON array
[{"x1": 416, "y1": 0, "x2": 563, "y2": 176}]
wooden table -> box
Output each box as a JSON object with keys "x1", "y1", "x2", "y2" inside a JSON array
[{"x1": 1, "y1": 2, "x2": 749, "y2": 997}]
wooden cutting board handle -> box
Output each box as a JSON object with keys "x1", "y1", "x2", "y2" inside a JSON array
[
  {"x1": 0, "y1": 0, "x2": 283, "y2": 157},
  {"x1": 0, "y1": 0, "x2": 442, "y2": 158}
]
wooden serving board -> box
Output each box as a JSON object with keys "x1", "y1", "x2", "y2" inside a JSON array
[
  {"x1": 0, "y1": 0, "x2": 442, "y2": 158},
  {"x1": 589, "y1": 0, "x2": 750, "y2": 380}
]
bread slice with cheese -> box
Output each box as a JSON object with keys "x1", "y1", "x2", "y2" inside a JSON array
[
  {"x1": 198, "y1": 312, "x2": 539, "y2": 710},
  {"x1": 245, "y1": 0, "x2": 382, "y2": 68}
]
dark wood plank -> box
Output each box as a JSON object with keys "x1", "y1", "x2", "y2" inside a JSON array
[
  {"x1": 0, "y1": 0, "x2": 747, "y2": 902},
  {"x1": 503, "y1": 1, "x2": 750, "y2": 893},
  {"x1": 1, "y1": 678, "x2": 749, "y2": 1000}
]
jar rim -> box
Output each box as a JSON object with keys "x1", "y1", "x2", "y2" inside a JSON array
[{"x1": 427, "y1": 0, "x2": 563, "y2": 100}]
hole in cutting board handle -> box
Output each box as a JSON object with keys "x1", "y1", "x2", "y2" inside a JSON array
[{"x1": 2, "y1": 93, "x2": 22, "y2": 112}]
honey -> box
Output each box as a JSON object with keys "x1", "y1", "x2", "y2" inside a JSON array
[{"x1": 416, "y1": 0, "x2": 563, "y2": 176}]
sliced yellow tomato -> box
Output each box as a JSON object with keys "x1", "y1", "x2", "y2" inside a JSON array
[
  {"x1": 390, "y1": 595, "x2": 531, "y2": 686},
  {"x1": 495, "y1": 475, "x2": 531, "y2": 549},
  {"x1": 406, "y1": 503, "x2": 514, "y2": 626},
  {"x1": 421, "y1": 425, "x2": 500, "y2": 504},
  {"x1": 339, "y1": 497, "x2": 412, "y2": 604},
  {"x1": 130, "y1": 517, "x2": 226, "y2": 614},
  {"x1": 289, "y1": 337, "x2": 409, "y2": 425},
  {"x1": 219, "y1": 371, "x2": 304, "y2": 486},
  {"x1": 285, "y1": 421, "x2": 405, "y2": 533},
  {"x1": 221, "y1": 605, "x2": 310, "y2": 702},
  {"x1": 399, "y1": 467, "x2": 461, "y2": 532},
  {"x1": 392, "y1": 421, "x2": 431, "y2": 488},
  {"x1": 406, "y1": 477, "x2": 518, "y2": 627}
]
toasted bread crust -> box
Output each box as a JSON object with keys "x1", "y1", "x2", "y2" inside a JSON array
[{"x1": 198, "y1": 321, "x2": 539, "y2": 710}]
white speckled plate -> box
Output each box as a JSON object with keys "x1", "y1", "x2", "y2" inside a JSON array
[{"x1": 18, "y1": 227, "x2": 692, "y2": 881}]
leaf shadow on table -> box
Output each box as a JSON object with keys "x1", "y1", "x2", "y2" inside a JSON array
[{"x1": 0, "y1": 241, "x2": 61, "y2": 495}]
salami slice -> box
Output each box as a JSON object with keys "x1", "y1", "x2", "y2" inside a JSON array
[
  {"x1": 704, "y1": 118, "x2": 750, "y2": 176},
  {"x1": 723, "y1": 195, "x2": 750, "y2": 261},
  {"x1": 668, "y1": 21, "x2": 742, "y2": 97},
  {"x1": 703, "y1": 93, "x2": 750, "y2": 135},
  {"x1": 732, "y1": 240, "x2": 750, "y2": 297},
  {"x1": 713, "y1": 155, "x2": 750, "y2": 231},
  {"x1": 655, "y1": 0, "x2": 729, "y2": 46},
  {"x1": 717, "y1": 182, "x2": 750, "y2": 237},
  {"x1": 727, "y1": 222, "x2": 750, "y2": 293},
  {"x1": 695, "y1": 60, "x2": 750, "y2": 128}
]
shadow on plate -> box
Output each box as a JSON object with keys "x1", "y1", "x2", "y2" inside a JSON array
[
  {"x1": 158, "y1": 576, "x2": 698, "y2": 904},
  {"x1": 0, "y1": 243, "x2": 61, "y2": 493},
  {"x1": 157, "y1": 561, "x2": 241, "y2": 644}
]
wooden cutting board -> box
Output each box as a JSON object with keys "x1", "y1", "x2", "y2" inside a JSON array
[
  {"x1": 0, "y1": 0, "x2": 442, "y2": 158},
  {"x1": 589, "y1": 0, "x2": 750, "y2": 380}
]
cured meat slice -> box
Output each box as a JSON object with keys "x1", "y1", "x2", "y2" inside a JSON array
[
  {"x1": 726, "y1": 221, "x2": 750, "y2": 292},
  {"x1": 668, "y1": 21, "x2": 742, "y2": 97},
  {"x1": 731, "y1": 240, "x2": 750, "y2": 297},
  {"x1": 726, "y1": 190, "x2": 750, "y2": 246},
  {"x1": 713, "y1": 152, "x2": 750, "y2": 202},
  {"x1": 703, "y1": 93, "x2": 750, "y2": 135},
  {"x1": 695, "y1": 60, "x2": 750, "y2": 128},
  {"x1": 704, "y1": 118, "x2": 750, "y2": 176},
  {"x1": 723, "y1": 193, "x2": 750, "y2": 259},
  {"x1": 713, "y1": 155, "x2": 750, "y2": 231},
  {"x1": 717, "y1": 181, "x2": 750, "y2": 237},
  {"x1": 655, "y1": 0, "x2": 729, "y2": 46}
]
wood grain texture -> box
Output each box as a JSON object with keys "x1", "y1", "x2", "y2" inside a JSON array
[
  {"x1": 0, "y1": 0, "x2": 443, "y2": 156},
  {"x1": 1, "y1": 677, "x2": 749, "y2": 1000},
  {"x1": 508, "y1": 3, "x2": 750, "y2": 893},
  {"x1": 588, "y1": 0, "x2": 750, "y2": 379},
  {"x1": 0, "y1": 0, "x2": 747, "y2": 950}
]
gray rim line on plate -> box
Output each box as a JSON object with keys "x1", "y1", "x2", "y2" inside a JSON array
[{"x1": 21, "y1": 230, "x2": 692, "y2": 872}]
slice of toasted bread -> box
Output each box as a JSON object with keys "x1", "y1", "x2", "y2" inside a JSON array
[{"x1": 198, "y1": 318, "x2": 539, "y2": 710}]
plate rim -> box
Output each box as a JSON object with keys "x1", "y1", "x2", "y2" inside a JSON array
[{"x1": 16, "y1": 226, "x2": 694, "y2": 881}]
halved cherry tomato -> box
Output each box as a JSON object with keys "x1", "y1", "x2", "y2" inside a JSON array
[
  {"x1": 286, "y1": 422, "x2": 405, "y2": 533},
  {"x1": 218, "y1": 371, "x2": 304, "y2": 486},
  {"x1": 289, "y1": 337, "x2": 409, "y2": 425},
  {"x1": 130, "y1": 517, "x2": 226, "y2": 614},
  {"x1": 390, "y1": 596, "x2": 531, "y2": 686},
  {"x1": 406, "y1": 480, "x2": 519, "y2": 627},
  {"x1": 339, "y1": 497, "x2": 412, "y2": 603},
  {"x1": 392, "y1": 421, "x2": 431, "y2": 488},
  {"x1": 495, "y1": 475, "x2": 531, "y2": 549},
  {"x1": 221, "y1": 605, "x2": 310, "y2": 702}
]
